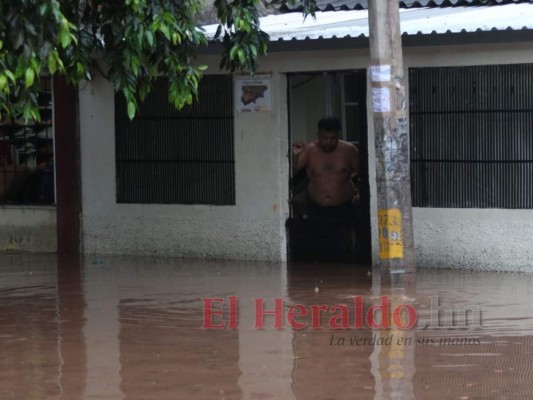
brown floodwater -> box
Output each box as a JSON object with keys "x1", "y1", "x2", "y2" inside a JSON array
[{"x1": 1, "y1": 254, "x2": 533, "y2": 400}]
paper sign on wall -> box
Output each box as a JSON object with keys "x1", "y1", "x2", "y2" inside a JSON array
[{"x1": 235, "y1": 75, "x2": 272, "y2": 112}]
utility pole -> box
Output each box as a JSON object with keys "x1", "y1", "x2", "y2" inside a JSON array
[{"x1": 368, "y1": 0, "x2": 415, "y2": 284}]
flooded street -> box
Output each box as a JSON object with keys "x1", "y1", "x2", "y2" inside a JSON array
[{"x1": 1, "y1": 255, "x2": 533, "y2": 399}]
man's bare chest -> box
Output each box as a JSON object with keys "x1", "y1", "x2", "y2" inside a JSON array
[{"x1": 307, "y1": 152, "x2": 352, "y2": 176}]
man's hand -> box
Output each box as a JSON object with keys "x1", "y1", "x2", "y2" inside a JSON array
[
  {"x1": 292, "y1": 141, "x2": 308, "y2": 174},
  {"x1": 292, "y1": 141, "x2": 306, "y2": 156}
]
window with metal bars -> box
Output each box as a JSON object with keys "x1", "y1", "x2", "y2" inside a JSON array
[
  {"x1": 409, "y1": 64, "x2": 533, "y2": 208},
  {"x1": 0, "y1": 76, "x2": 55, "y2": 205},
  {"x1": 115, "y1": 75, "x2": 235, "y2": 205}
]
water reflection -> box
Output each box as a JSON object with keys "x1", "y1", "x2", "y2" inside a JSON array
[
  {"x1": 0, "y1": 255, "x2": 63, "y2": 399},
  {"x1": 1, "y1": 255, "x2": 533, "y2": 399},
  {"x1": 57, "y1": 255, "x2": 86, "y2": 399},
  {"x1": 287, "y1": 264, "x2": 375, "y2": 400}
]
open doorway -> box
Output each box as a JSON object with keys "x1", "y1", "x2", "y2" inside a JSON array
[{"x1": 286, "y1": 70, "x2": 371, "y2": 264}]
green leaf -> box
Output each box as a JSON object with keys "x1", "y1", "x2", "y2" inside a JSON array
[
  {"x1": 30, "y1": 58, "x2": 40, "y2": 72},
  {"x1": 159, "y1": 24, "x2": 170, "y2": 40},
  {"x1": 38, "y1": 3, "x2": 48, "y2": 16},
  {"x1": 229, "y1": 46, "x2": 238, "y2": 61},
  {"x1": 131, "y1": 57, "x2": 140, "y2": 76},
  {"x1": 60, "y1": 30, "x2": 70, "y2": 48},
  {"x1": 145, "y1": 31, "x2": 154, "y2": 47},
  {"x1": 127, "y1": 101, "x2": 136, "y2": 120},
  {"x1": 22, "y1": 103, "x2": 32, "y2": 123},
  {"x1": 25, "y1": 68, "x2": 35, "y2": 88},
  {"x1": 172, "y1": 33, "x2": 180, "y2": 45},
  {"x1": 55, "y1": 56, "x2": 65, "y2": 73},
  {"x1": 30, "y1": 107, "x2": 40, "y2": 122},
  {"x1": 0, "y1": 0, "x2": 269, "y2": 118},
  {"x1": 139, "y1": 83, "x2": 151, "y2": 101},
  {"x1": 24, "y1": 21, "x2": 37, "y2": 36},
  {"x1": 48, "y1": 54, "x2": 57, "y2": 74},
  {"x1": 237, "y1": 48, "x2": 246, "y2": 65},
  {"x1": 0, "y1": 75, "x2": 7, "y2": 91},
  {"x1": 14, "y1": 32, "x2": 24, "y2": 49},
  {"x1": 4, "y1": 71, "x2": 15, "y2": 83}
]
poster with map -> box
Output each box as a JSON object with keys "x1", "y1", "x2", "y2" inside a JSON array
[{"x1": 235, "y1": 75, "x2": 272, "y2": 112}]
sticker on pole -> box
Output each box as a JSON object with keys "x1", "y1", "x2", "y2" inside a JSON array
[
  {"x1": 372, "y1": 87, "x2": 391, "y2": 113},
  {"x1": 370, "y1": 65, "x2": 391, "y2": 82},
  {"x1": 378, "y1": 209, "x2": 404, "y2": 259}
]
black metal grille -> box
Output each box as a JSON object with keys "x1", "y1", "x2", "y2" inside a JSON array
[
  {"x1": 115, "y1": 75, "x2": 235, "y2": 205},
  {"x1": 0, "y1": 77, "x2": 55, "y2": 205},
  {"x1": 409, "y1": 64, "x2": 533, "y2": 208}
]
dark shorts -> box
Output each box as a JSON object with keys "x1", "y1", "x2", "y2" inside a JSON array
[{"x1": 307, "y1": 199, "x2": 358, "y2": 221}]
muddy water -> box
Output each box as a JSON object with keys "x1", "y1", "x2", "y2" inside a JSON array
[{"x1": 1, "y1": 255, "x2": 533, "y2": 400}]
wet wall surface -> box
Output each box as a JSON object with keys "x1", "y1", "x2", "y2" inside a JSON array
[{"x1": 1, "y1": 255, "x2": 533, "y2": 399}]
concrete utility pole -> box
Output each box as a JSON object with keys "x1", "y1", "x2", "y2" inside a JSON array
[{"x1": 367, "y1": 0, "x2": 415, "y2": 284}]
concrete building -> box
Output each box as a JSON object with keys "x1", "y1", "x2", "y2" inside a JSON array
[{"x1": 2, "y1": 1, "x2": 533, "y2": 271}]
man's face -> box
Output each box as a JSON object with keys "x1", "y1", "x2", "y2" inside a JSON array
[{"x1": 318, "y1": 130, "x2": 339, "y2": 153}]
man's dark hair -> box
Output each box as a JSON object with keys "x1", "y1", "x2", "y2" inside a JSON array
[{"x1": 318, "y1": 117, "x2": 341, "y2": 132}]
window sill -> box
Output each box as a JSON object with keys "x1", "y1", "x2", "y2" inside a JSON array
[{"x1": 0, "y1": 204, "x2": 56, "y2": 210}]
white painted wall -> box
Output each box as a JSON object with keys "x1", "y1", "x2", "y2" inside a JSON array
[
  {"x1": 404, "y1": 42, "x2": 533, "y2": 271},
  {"x1": 0, "y1": 207, "x2": 56, "y2": 253},
  {"x1": 413, "y1": 208, "x2": 533, "y2": 271},
  {"x1": 79, "y1": 70, "x2": 289, "y2": 261},
  {"x1": 80, "y1": 40, "x2": 533, "y2": 270}
]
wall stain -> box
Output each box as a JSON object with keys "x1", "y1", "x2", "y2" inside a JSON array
[{"x1": 3, "y1": 234, "x2": 24, "y2": 251}]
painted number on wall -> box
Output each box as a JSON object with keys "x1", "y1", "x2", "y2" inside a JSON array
[{"x1": 378, "y1": 209, "x2": 403, "y2": 259}]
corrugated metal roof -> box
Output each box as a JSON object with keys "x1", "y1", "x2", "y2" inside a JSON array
[
  {"x1": 282, "y1": 0, "x2": 533, "y2": 12},
  {"x1": 203, "y1": 3, "x2": 533, "y2": 42}
]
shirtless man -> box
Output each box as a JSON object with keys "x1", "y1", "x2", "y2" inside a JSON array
[{"x1": 292, "y1": 117, "x2": 359, "y2": 216}]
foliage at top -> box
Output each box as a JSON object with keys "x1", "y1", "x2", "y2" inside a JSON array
[{"x1": 0, "y1": 0, "x2": 315, "y2": 121}]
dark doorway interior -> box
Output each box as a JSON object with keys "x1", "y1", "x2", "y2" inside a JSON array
[{"x1": 286, "y1": 70, "x2": 371, "y2": 264}]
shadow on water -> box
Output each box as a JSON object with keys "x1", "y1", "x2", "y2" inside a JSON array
[{"x1": 1, "y1": 255, "x2": 533, "y2": 399}]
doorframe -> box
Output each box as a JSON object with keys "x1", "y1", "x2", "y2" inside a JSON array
[{"x1": 285, "y1": 69, "x2": 371, "y2": 264}]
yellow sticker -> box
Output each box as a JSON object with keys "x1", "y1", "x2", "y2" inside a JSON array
[{"x1": 378, "y1": 209, "x2": 403, "y2": 259}]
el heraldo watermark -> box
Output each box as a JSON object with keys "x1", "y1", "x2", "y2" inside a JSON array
[{"x1": 202, "y1": 295, "x2": 481, "y2": 330}]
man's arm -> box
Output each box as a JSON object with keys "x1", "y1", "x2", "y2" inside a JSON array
[{"x1": 292, "y1": 141, "x2": 308, "y2": 174}]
